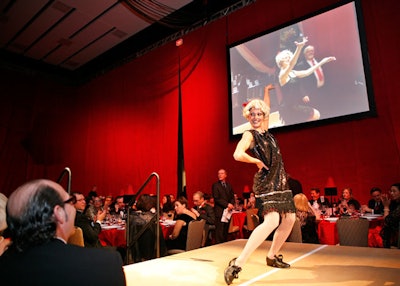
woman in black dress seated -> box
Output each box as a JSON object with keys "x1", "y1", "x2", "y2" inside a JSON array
[{"x1": 166, "y1": 196, "x2": 197, "y2": 251}]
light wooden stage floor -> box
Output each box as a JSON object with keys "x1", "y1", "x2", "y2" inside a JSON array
[{"x1": 123, "y1": 239, "x2": 400, "y2": 286}]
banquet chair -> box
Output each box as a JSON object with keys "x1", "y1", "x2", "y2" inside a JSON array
[
  {"x1": 128, "y1": 212, "x2": 167, "y2": 263},
  {"x1": 286, "y1": 218, "x2": 302, "y2": 243},
  {"x1": 398, "y1": 221, "x2": 400, "y2": 249},
  {"x1": 168, "y1": 219, "x2": 206, "y2": 254},
  {"x1": 243, "y1": 208, "x2": 259, "y2": 234},
  {"x1": 227, "y1": 215, "x2": 240, "y2": 241},
  {"x1": 336, "y1": 218, "x2": 369, "y2": 247},
  {"x1": 67, "y1": 226, "x2": 84, "y2": 247},
  {"x1": 201, "y1": 224, "x2": 215, "y2": 247}
]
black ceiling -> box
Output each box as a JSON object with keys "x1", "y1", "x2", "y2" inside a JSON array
[{"x1": 0, "y1": 0, "x2": 252, "y2": 85}]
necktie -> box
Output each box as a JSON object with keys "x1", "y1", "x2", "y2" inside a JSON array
[
  {"x1": 222, "y1": 182, "x2": 226, "y2": 188},
  {"x1": 312, "y1": 58, "x2": 324, "y2": 83}
]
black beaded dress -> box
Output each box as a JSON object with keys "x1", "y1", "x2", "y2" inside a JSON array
[
  {"x1": 248, "y1": 129, "x2": 295, "y2": 215},
  {"x1": 279, "y1": 72, "x2": 314, "y2": 125}
]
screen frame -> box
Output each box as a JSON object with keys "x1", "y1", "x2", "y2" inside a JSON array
[{"x1": 227, "y1": 0, "x2": 375, "y2": 139}]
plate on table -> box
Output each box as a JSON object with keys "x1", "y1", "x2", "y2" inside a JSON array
[
  {"x1": 161, "y1": 220, "x2": 176, "y2": 227},
  {"x1": 361, "y1": 214, "x2": 383, "y2": 220},
  {"x1": 101, "y1": 225, "x2": 119, "y2": 230},
  {"x1": 324, "y1": 217, "x2": 339, "y2": 222}
]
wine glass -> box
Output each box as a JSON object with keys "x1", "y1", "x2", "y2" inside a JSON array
[
  {"x1": 334, "y1": 208, "x2": 340, "y2": 216},
  {"x1": 321, "y1": 205, "x2": 327, "y2": 219}
]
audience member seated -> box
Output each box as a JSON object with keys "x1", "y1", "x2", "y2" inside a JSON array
[
  {"x1": 85, "y1": 187, "x2": 98, "y2": 212},
  {"x1": 293, "y1": 193, "x2": 320, "y2": 244},
  {"x1": 166, "y1": 196, "x2": 197, "y2": 251},
  {"x1": 85, "y1": 195, "x2": 104, "y2": 221},
  {"x1": 245, "y1": 192, "x2": 257, "y2": 210},
  {"x1": 169, "y1": 194, "x2": 176, "y2": 204},
  {"x1": 191, "y1": 191, "x2": 215, "y2": 246},
  {"x1": 381, "y1": 183, "x2": 400, "y2": 248},
  {"x1": 309, "y1": 188, "x2": 330, "y2": 213},
  {"x1": 160, "y1": 194, "x2": 168, "y2": 209},
  {"x1": 204, "y1": 193, "x2": 215, "y2": 207},
  {"x1": 361, "y1": 187, "x2": 384, "y2": 214},
  {"x1": 129, "y1": 194, "x2": 167, "y2": 262},
  {"x1": 339, "y1": 187, "x2": 361, "y2": 215},
  {"x1": 103, "y1": 195, "x2": 114, "y2": 214},
  {"x1": 111, "y1": 195, "x2": 127, "y2": 218},
  {"x1": 161, "y1": 194, "x2": 175, "y2": 220},
  {"x1": 233, "y1": 194, "x2": 244, "y2": 211},
  {"x1": 0, "y1": 179, "x2": 125, "y2": 285},
  {"x1": 73, "y1": 192, "x2": 106, "y2": 248},
  {"x1": 0, "y1": 193, "x2": 11, "y2": 256}
]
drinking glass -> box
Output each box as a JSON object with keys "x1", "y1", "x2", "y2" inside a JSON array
[{"x1": 321, "y1": 206, "x2": 326, "y2": 219}]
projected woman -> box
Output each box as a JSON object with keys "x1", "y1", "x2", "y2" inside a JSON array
[{"x1": 275, "y1": 37, "x2": 336, "y2": 125}]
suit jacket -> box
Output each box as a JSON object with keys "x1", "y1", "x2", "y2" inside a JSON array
[
  {"x1": 194, "y1": 203, "x2": 215, "y2": 225},
  {"x1": 212, "y1": 181, "x2": 235, "y2": 219},
  {"x1": 0, "y1": 239, "x2": 126, "y2": 286},
  {"x1": 75, "y1": 210, "x2": 102, "y2": 247},
  {"x1": 367, "y1": 199, "x2": 384, "y2": 214},
  {"x1": 309, "y1": 197, "x2": 330, "y2": 208}
]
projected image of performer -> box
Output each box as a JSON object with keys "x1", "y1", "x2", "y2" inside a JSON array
[{"x1": 275, "y1": 37, "x2": 336, "y2": 125}]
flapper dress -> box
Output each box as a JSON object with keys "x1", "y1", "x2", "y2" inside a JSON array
[{"x1": 248, "y1": 129, "x2": 295, "y2": 215}]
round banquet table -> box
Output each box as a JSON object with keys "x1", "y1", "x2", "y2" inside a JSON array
[
  {"x1": 99, "y1": 223, "x2": 174, "y2": 248},
  {"x1": 317, "y1": 216, "x2": 384, "y2": 247},
  {"x1": 99, "y1": 226, "x2": 126, "y2": 248}
]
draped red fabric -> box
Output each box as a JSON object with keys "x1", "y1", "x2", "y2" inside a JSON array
[{"x1": 0, "y1": 0, "x2": 399, "y2": 207}]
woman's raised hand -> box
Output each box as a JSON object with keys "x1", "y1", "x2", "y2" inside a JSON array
[{"x1": 294, "y1": 36, "x2": 308, "y2": 47}]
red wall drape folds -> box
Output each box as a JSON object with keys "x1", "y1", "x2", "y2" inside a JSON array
[{"x1": 1, "y1": 0, "x2": 399, "y2": 206}]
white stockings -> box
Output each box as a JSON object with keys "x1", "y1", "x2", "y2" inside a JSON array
[{"x1": 235, "y1": 211, "x2": 295, "y2": 267}]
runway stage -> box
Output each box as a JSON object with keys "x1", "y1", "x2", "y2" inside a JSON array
[{"x1": 123, "y1": 239, "x2": 399, "y2": 286}]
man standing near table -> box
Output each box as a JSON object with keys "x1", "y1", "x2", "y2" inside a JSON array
[{"x1": 212, "y1": 169, "x2": 235, "y2": 244}]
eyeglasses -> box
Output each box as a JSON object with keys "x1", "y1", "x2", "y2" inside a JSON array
[{"x1": 63, "y1": 196, "x2": 77, "y2": 205}]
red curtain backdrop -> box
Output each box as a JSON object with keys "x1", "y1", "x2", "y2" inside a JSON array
[{"x1": 1, "y1": 0, "x2": 399, "y2": 206}]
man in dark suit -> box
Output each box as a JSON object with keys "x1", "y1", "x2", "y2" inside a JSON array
[
  {"x1": 212, "y1": 169, "x2": 235, "y2": 244},
  {"x1": 191, "y1": 191, "x2": 215, "y2": 246},
  {"x1": 309, "y1": 188, "x2": 330, "y2": 210},
  {"x1": 73, "y1": 192, "x2": 105, "y2": 248},
  {"x1": 0, "y1": 179, "x2": 126, "y2": 286}
]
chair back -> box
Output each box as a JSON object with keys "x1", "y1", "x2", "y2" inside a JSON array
[
  {"x1": 228, "y1": 216, "x2": 239, "y2": 233},
  {"x1": 336, "y1": 218, "x2": 369, "y2": 247},
  {"x1": 286, "y1": 218, "x2": 302, "y2": 243},
  {"x1": 398, "y1": 221, "x2": 400, "y2": 249},
  {"x1": 244, "y1": 208, "x2": 259, "y2": 231},
  {"x1": 186, "y1": 219, "x2": 206, "y2": 251},
  {"x1": 67, "y1": 226, "x2": 84, "y2": 247}
]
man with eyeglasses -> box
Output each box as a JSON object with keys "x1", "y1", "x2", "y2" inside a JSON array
[
  {"x1": 0, "y1": 179, "x2": 125, "y2": 286},
  {"x1": 73, "y1": 192, "x2": 106, "y2": 248},
  {"x1": 191, "y1": 191, "x2": 215, "y2": 246}
]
